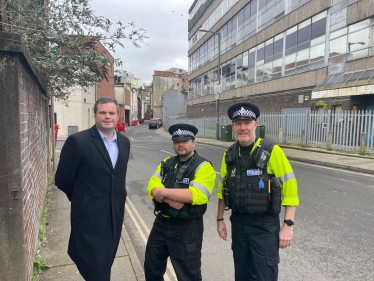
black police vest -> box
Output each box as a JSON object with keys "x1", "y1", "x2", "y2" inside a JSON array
[
  {"x1": 155, "y1": 152, "x2": 208, "y2": 219},
  {"x1": 225, "y1": 139, "x2": 275, "y2": 214}
]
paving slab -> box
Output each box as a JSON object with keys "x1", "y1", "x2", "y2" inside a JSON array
[{"x1": 38, "y1": 186, "x2": 143, "y2": 281}]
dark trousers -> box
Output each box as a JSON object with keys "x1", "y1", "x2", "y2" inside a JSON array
[
  {"x1": 144, "y1": 214, "x2": 203, "y2": 281},
  {"x1": 231, "y1": 212, "x2": 280, "y2": 281}
]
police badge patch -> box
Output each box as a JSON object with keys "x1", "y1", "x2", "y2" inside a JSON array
[
  {"x1": 247, "y1": 169, "x2": 262, "y2": 176},
  {"x1": 231, "y1": 168, "x2": 236, "y2": 177},
  {"x1": 179, "y1": 178, "x2": 190, "y2": 184}
]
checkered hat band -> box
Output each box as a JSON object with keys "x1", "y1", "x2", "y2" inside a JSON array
[
  {"x1": 172, "y1": 129, "x2": 195, "y2": 137},
  {"x1": 232, "y1": 107, "x2": 256, "y2": 119}
]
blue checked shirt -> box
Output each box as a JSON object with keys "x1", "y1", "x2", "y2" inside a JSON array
[{"x1": 97, "y1": 128, "x2": 119, "y2": 168}]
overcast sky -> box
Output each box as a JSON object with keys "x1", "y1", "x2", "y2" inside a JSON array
[{"x1": 89, "y1": 0, "x2": 193, "y2": 84}]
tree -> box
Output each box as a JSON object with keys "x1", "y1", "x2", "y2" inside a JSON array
[{"x1": 4, "y1": 0, "x2": 147, "y2": 100}]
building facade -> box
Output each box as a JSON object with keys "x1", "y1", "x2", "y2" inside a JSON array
[
  {"x1": 152, "y1": 69, "x2": 188, "y2": 118},
  {"x1": 187, "y1": 0, "x2": 374, "y2": 117},
  {"x1": 55, "y1": 40, "x2": 115, "y2": 136},
  {"x1": 114, "y1": 82, "x2": 131, "y2": 125}
]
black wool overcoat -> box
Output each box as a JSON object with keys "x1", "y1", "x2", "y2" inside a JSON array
[{"x1": 55, "y1": 125, "x2": 130, "y2": 281}]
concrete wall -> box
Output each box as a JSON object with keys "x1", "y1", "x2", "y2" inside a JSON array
[
  {"x1": 187, "y1": 88, "x2": 313, "y2": 118},
  {"x1": 163, "y1": 89, "x2": 187, "y2": 121},
  {"x1": 152, "y1": 73, "x2": 185, "y2": 118},
  {"x1": 54, "y1": 85, "x2": 95, "y2": 136},
  {"x1": 0, "y1": 32, "x2": 50, "y2": 281}
]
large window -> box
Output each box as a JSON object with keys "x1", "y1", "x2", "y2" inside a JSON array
[
  {"x1": 188, "y1": 11, "x2": 346, "y2": 100},
  {"x1": 329, "y1": 18, "x2": 374, "y2": 65},
  {"x1": 188, "y1": 0, "x2": 311, "y2": 73}
]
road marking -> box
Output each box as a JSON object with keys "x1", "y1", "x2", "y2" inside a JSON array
[
  {"x1": 160, "y1": 150, "x2": 174, "y2": 155},
  {"x1": 132, "y1": 145, "x2": 153, "y2": 149},
  {"x1": 215, "y1": 171, "x2": 220, "y2": 174},
  {"x1": 126, "y1": 198, "x2": 177, "y2": 280},
  {"x1": 290, "y1": 160, "x2": 374, "y2": 178}
]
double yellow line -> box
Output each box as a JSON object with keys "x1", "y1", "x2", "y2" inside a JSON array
[{"x1": 125, "y1": 197, "x2": 177, "y2": 281}]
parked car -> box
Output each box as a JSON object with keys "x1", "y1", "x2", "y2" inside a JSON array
[{"x1": 149, "y1": 120, "x2": 158, "y2": 129}]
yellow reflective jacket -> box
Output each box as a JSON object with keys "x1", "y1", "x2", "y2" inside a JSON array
[
  {"x1": 148, "y1": 156, "x2": 216, "y2": 205},
  {"x1": 218, "y1": 138, "x2": 299, "y2": 206}
]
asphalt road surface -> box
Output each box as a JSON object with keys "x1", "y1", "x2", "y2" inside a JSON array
[{"x1": 122, "y1": 123, "x2": 374, "y2": 281}]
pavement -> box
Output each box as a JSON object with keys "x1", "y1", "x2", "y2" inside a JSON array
[{"x1": 154, "y1": 127, "x2": 374, "y2": 175}]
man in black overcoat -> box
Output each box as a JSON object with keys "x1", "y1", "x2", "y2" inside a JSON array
[{"x1": 55, "y1": 96, "x2": 130, "y2": 281}]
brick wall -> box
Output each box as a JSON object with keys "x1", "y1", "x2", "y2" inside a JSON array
[
  {"x1": 154, "y1": 70, "x2": 174, "y2": 77},
  {"x1": 19, "y1": 60, "x2": 49, "y2": 281},
  {"x1": 95, "y1": 41, "x2": 115, "y2": 99},
  {"x1": 0, "y1": 32, "x2": 49, "y2": 281}
]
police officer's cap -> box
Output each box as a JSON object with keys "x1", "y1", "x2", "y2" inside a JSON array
[
  {"x1": 168, "y1": 124, "x2": 198, "y2": 141},
  {"x1": 227, "y1": 102, "x2": 260, "y2": 121}
]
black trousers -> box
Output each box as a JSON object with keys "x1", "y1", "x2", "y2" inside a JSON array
[
  {"x1": 144, "y1": 214, "x2": 203, "y2": 281},
  {"x1": 231, "y1": 212, "x2": 280, "y2": 281}
]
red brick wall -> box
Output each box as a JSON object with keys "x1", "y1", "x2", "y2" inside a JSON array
[
  {"x1": 154, "y1": 70, "x2": 174, "y2": 77},
  {"x1": 125, "y1": 85, "x2": 130, "y2": 107},
  {"x1": 19, "y1": 57, "x2": 49, "y2": 280},
  {"x1": 119, "y1": 105, "x2": 125, "y2": 123},
  {"x1": 95, "y1": 41, "x2": 114, "y2": 99}
]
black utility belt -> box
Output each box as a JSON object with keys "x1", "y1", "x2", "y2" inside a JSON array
[{"x1": 160, "y1": 214, "x2": 201, "y2": 225}]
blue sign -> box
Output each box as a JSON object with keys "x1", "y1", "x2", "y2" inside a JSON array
[
  {"x1": 247, "y1": 169, "x2": 262, "y2": 176},
  {"x1": 179, "y1": 178, "x2": 190, "y2": 184}
]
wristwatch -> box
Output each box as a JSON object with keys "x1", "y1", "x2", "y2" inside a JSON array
[{"x1": 284, "y1": 219, "x2": 294, "y2": 226}]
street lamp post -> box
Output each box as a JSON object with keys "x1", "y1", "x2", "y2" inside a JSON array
[{"x1": 199, "y1": 29, "x2": 221, "y2": 140}]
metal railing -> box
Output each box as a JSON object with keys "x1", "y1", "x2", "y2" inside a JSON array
[{"x1": 166, "y1": 110, "x2": 374, "y2": 154}]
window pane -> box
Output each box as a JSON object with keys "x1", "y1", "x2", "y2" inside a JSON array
[
  {"x1": 347, "y1": 48, "x2": 369, "y2": 61},
  {"x1": 259, "y1": 0, "x2": 267, "y2": 13},
  {"x1": 347, "y1": 28, "x2": 369, "y2": 52},
  {"x1": 248, "y1": 52, "x2": 256, "y2": 68},
  {"x1": 285, "y1": 53, "x2": 296, "y2": 70},
  {"x1": 265, "y1": 43, "x2": 274, "y2": 58},
  {"x1": 311, "y1": 18, "x2": 326, "y2": 40},
  {"x1": 242, "y1": 70, "x2": 248, "y2": 86},
  {"x1": 298, "y1": 25, "x2": 311, "y2": 45},
  {"x1": 238, "y1": 10, "x2": 244, "y2": 26},
  {"x1": 257, "y1": 47, "x2": 265, "y2": 62},
  {"x1": 311, "y1": 35, "x2": 325, "y2": 47},
  {"x1": 310, "y1": 44, "x2": 325, "y2": 62},
  {"x1": 273, "y1": 58, "x2": 282, "y2": 73},
  {"x1": 248, "y1": 68, "x2": 255, "y2": 84},
  {"x1": 329, "y1": 35, "x2": 347, "y2": 57},
  {"x1": 330, "y1": 27, "x2": 347, "y2": 40},
  {"x1": 286, "y1": 31, "x2": 297, "y2": 50},
  {"x1": 275, "y1": 0, "x2": 285, "y2": 16},
  {"x1": 296, "y1": 48, "x2": 310, "y2": 66},
  {"x1": 274, "y1": 38, "x2": 283, "y2": 54},
  {"x1": 237, "y1": 57, "x2": 243, "y2": 69},
  {"x1": 251, "y1": 1, "x2": 257, "y2": 17},
  {"x1": 266, "y1": 6, "x2": 275, "y2": 22},
  {"x1": 244, "y1": 4, "x2": 251, "y2": 22},
  {"x1": 257, "y1": 63, "x2": 264, "y2": 77},
  {"x1": 312, "y1": 10, "x2": 327, "y2": 22},
  {"x1": 349, "y1": 19, "x2": 370, "y2": 33},
  {"x1": 263, "y1": 62, "x2": 272, "y2": 75}
]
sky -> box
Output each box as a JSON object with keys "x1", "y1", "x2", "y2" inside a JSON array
[{"x1": 89, "y1": 0, "x2": 193, "y2": 84}]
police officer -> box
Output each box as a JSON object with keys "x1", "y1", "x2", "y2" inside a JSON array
[
  {"x1": 216, "y1": 103, "x2": 299, "y2": 281},
  {"x1": 145, "y1": 124, "x2": 216, "y2": 281}
]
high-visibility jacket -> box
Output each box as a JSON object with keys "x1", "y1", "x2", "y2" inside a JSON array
[
  {"x1": 148, "y1": 153, "x2": 216, "y2": 207},
  {"x1": 218, "y1": 138, "x2": 299, "y2": 207}
]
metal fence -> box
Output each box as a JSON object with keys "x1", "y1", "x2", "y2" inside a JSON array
[{"x1": 166, "y1": 110, "x2": 374, "y2": 154}]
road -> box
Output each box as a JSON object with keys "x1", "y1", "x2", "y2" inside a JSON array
[{"x1": 122, "y1": 123, "x2": 374, "y2": 281}]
